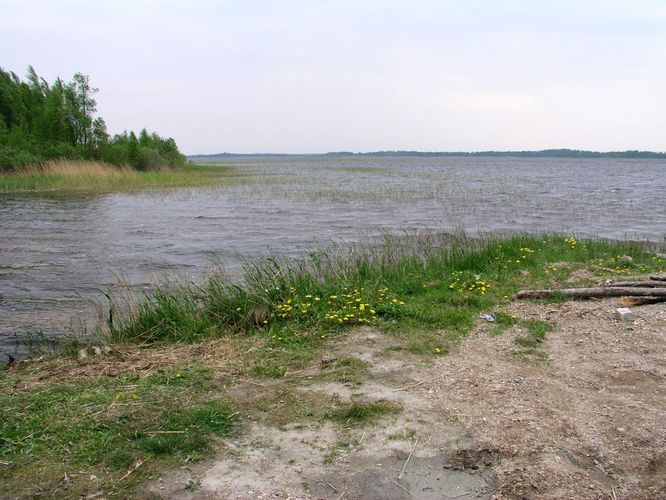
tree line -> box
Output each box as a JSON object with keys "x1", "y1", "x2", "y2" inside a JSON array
[
  {"x1": 321, "y1": 149, "x2": 666, "y2": 158},
  {"x1": 192, "y1": 148, "x2": 666, "y2": 160},
  {"x1": 0, "y1": 66, "x2": 186, "y2": 172}
]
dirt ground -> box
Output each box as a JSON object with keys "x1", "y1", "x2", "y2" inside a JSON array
[{"x1": 147, "y1": 298, "x2": 666, "y2": 499}]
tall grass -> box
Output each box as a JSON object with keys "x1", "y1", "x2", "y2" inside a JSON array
[
  {"x1": 110, "y1": 233, "x2": 666, "y2": 346},
  {"x1": 0, "y1": 160, "x2": 223, "y2": 193}
]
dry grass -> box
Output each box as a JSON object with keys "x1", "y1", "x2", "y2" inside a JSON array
[
  {"x1": 3, "y1": 336, "x2": 248, "y2": 393},
  {"x1": 21, "y1": 160, "x2": 134, "y2": 178},
  {"x1": 0, "y1": 160, "x2": 219, "y2": 193}
]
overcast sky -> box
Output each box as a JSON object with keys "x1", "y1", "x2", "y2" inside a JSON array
[{"x1": 2, "y1": 0, "x2": 665, "y2": 154}]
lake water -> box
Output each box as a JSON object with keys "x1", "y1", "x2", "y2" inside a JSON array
[{"x1": 1, "y1": 156, "x2": 665, "y2": 360}]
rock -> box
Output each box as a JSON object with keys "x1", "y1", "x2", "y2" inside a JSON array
[
  {"x1": 615, "y1": 308, "x2": 635, "y2": 322},
  {"x1": 92, "y1": 346, "x2": 103, "y2": 356},
  {"x1": 77, "y1": 348, "x2": 88, "y2": 361},
  {"x1": 617, "y1": 255, "x2": 633, "y2": 266},
  {"x1": 321, "y1": 354, "x2": 337, "y2": 365},
  {"x1": 479, "y1": 312, "x2": 496, "y2": 323}
]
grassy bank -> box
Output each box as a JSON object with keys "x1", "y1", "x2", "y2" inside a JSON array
[
  {"x1": 110, "y1": 233, "x2": 664, "y2": 351},
  {"x1": 2, "y1": 234, "x2": 665, "y2": 497},
  {"x1": 0, "y1": 161, "x2": 234, "y2": 193}
]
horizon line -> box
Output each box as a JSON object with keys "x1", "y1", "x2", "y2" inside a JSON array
[{"x1": 188, "y1": 148, "x2": 666, "y2": 158}]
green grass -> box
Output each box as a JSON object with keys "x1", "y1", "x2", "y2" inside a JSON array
[
  {"x1": 511, "y1": 319, "x2": 553, "y2": 363},
  {"x1": 492, "y1": 311, "x2": 519, "y2": 335},
  {"x1": 515, "y1": 319, "x2": 552, "y2": 348},
  {"x1": 0, "y1": 362, "x2": 235, "y2": 497},
  {"x1": 325, "y1": 400, "x2": 401, "y2": 425},
  {"x1": 110, "y1": 234, "x2": 665, "y2": 354}
]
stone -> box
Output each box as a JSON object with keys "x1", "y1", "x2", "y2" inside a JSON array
[
  {"x1": 617, "y1": 255, "x2": 633, "y2": 266},
  {"x1": 615, "y1": 308, "x2": 635, "y2": 322},
  {"x1": 321, "y1": 354, "x2": 337, "y2": 365},
  {"x1": 479, "y1": 312, "x2": 496, "y2": 323}
]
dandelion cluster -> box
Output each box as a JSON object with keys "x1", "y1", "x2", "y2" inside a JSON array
[
  {"x1": 564, "y1": 237, "x2": 578, "y2": 250},
  {"x1": 271, "y1": 286, "x2": 404, "y2": 326},
  {"x1": 518, "y1": 247, "x2": 535, "y2": 260},
  {"x1": 652, "y1": 255, "x2": 666, "y2": 272},
  {"x1": 588, "y1": 255, "x2": 634, "y2": 275},
  {"x1": 448, "y1": 271, "x2": 490, "y2": 295}
]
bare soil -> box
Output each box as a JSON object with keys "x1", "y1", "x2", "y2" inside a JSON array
[{"x1": 147, "y1": 299, "x2": 666, "y2": 499}]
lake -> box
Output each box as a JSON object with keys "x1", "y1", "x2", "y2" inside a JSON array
[{"x1": 1, "y1": 156, "x2": 665, "y2": 360}]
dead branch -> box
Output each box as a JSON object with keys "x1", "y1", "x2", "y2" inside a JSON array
[
  {"x1": 605, "y1": 281, "x2": 666, "y2": 288},
  {"x1": 516, "y1": 287, "x2": 666, "y2": 300}
]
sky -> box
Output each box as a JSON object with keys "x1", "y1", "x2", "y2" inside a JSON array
[{"x1": 2, "y1": 0, "x2": 665, "y2": 154}]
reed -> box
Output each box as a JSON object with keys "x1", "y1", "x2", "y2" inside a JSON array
[{"x1": 0, "y1": 160, "x2": 222, "y2": 193}]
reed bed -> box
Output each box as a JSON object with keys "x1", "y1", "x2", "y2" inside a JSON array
[{"x1": 0, "y1": 160, "x2": 223, "y2": 193}]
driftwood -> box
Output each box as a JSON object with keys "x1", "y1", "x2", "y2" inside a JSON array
[
  {"x1": 605, "y1": 281, "x2": 666, "y2": 288},
  {"x1": 516, "y1": 287, "x2": 666, "y2": 300},
  {"x1": 650, "y1": 275, "x2": 666, "y2": 282}
]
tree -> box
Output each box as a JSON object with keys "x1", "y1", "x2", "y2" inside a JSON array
[
  {"x1": 64, "y1": 72, "x2": 97, "y2": 150},
  {"x1": 91, "y1": 117, "x2": 109, "y2": 153},
  {"x1": 127, "y1": 130, "x2": 139, "y2": 166},
  {"x1": 1, "y1": 65, "x2": 188, "y2": 171}
]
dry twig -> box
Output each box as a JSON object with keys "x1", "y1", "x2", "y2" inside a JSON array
[
  {"x1": 120, "y1": 458, "x2": 148, "y2": 480},
  {"x1": 450, "y1": 492, "x2": 471, "y2": 499},
  {"x1": 391, "y1": 480, "x2": 418, "y2": 499},
  {"x1": 399, "y1": 437, "x2": 419, "y2": 479}
]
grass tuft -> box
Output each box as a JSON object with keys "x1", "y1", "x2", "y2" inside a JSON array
[
  {"x1": 515, "y1": 319, "x2": 552, "y2": 348},
  {"x1": 326, "y1": 400, "x2": 401, "y2": 425}
]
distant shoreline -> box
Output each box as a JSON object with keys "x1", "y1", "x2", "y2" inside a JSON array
[{"x1": 189, "y1": 148, "x2": 666, "y2": 160}]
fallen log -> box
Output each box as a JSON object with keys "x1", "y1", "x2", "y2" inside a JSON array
[
  {"x1": 618, "y1": 296, "x2": 666, "y2": 306},
  {"x1": 516, "y1": 287, "x2": 666, "y2": 300},
  {"x1": 649, "y1": 275, "x2": 666, "y2": 282},
  {"x1": 604, "y1": 281, "x2": 666, "y2": 288}
]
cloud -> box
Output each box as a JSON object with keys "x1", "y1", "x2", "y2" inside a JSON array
[{"x1": 2, "y1": 1, "x2": 665, "y2": 152}]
